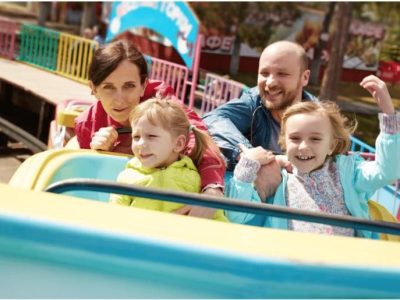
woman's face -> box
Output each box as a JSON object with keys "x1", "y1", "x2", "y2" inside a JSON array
[{"x1": 91, "y1": 60, "x2": 146, "y2": 126}]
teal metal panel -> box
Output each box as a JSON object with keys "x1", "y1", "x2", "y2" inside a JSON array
[{"x1": 0, "y1": 213, "x2": 399, "y2": 298}]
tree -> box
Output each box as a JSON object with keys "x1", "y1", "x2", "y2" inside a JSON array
[
  {"x1": 80, "y1": 2, "x2": 97, "y2": 35},
  {"x1": 352, "y1": 2, "x2": 400, "y2": 62},
  {"x1": 309, "y1": 2, "x2": 335, "y2": 86},
  {"x1": 38, "y1": 2, "x2": 51, "y2": 27},
  {"x1": 191, "y1": 3, "x2": 301, "y2": 75},
  {"x1": 320, "y1": 3, "x2": 353, "y2": 101}
]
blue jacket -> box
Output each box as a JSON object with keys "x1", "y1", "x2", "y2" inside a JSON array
[
  {"x1": 202, "y1": 87, "x2": 318, "y2": 170},
  {"x1": 225, "y1": 131, "x2": 400, "y2": 238}
]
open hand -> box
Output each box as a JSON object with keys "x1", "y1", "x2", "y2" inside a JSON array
[{"x1": 360, "y1": 75, "x2": 395, "y2": 114}]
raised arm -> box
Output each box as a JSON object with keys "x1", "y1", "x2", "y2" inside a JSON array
[
  {"x1": 354, "y1": 76, "x2": 400, "y2": 191},
  {"x1": 360, "y1": 75, "x2": 395, "y2": 115}
]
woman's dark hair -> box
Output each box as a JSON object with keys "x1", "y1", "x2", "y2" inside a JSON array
[{"x1": 89, "y1": 40, "x2": 148, "y2": 86}]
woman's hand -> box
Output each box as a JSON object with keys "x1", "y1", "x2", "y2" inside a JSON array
[
  {"x1": 360, "y1": 75, "x2": 395, "y2": 114},
  {"x1": 90, "y1": 126, "x2": 118, "y2": 151}
]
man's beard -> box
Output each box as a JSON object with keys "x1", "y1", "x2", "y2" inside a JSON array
[{"x1": 261, "y1": 81, "x2": 302, "y2": 111}]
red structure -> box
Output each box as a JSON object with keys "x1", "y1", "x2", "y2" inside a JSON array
[
  {"x1": 377, "y1": 61, "x2": 400, "y2": 85},
  {"x1": 0, "y1": 17, "x2": 17, "y2": 60}
]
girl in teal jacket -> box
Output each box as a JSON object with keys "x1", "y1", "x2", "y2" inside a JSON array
[
  {"x1": 226, "y1": 75, "x2": 399, "y2": 237},
  {"x1": 111, "y1": 98, "x2": 227, "y2": 222}
]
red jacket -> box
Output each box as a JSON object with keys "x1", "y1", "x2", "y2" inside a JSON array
[{"x1": 75, "y1": 80, "x2": 225, "y2": 189}]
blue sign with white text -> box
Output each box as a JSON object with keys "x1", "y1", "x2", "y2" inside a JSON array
[{"x1": 106, "y1": 2, "x2": 199, "y2": 70}]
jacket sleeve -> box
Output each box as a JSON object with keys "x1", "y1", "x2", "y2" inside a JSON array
[
  {"x1": 74, "y1": 104, "x2": 95, "y2": 149},
  {"x1": 353, "y1": 113, "x2": 400, "y2": 193},
  {"x1": 109, "y1": 169, "x2": 134, "y2": 206},
  {"x1": 224, "y1": 177, "x2": 261, "y2": 224},
  {"x1": 172, "y1": 97, "x2": 226, "y2": 190},
  {"x1": 202, "y1": 89, "x2": 256, "y2": 170}
]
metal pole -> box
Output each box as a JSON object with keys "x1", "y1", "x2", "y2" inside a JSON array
[{"x1": 188, "y1": 34, "x2": 201, "y2": 109}]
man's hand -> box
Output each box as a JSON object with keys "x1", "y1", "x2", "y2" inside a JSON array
[
  {"x1": 275, "y1": 155, "x2": 293, "y2": 173},
  {"x1": 237, "y1": 144, "x2": 283, "y2": 200},
  {"x1": 254, "y1": 159, "x2": 282, "y2": 201},
  {"x1": 254, "y1": 160, "x2": 282, "y2": 201}
]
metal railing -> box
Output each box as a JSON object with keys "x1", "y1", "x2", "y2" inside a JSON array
[
  {"x1": 0, "y1": 116, "x2": 47, "y2": 153},
  {"x1": 17, "y1": 23, "x2": 98, "y2": 84},
  {"x1": 18, "y1": 23, "x2": 60, "y2": 71},
  {"x1": 45, "y1": 178, "x2": 400, "y2": 236},
  {"x1": 200, "y1": 73, "x2": 246, "y2": 115},
  {"x1": 147, "y1": 56, "x2": 189, "y2": 103},
  {"x1": 56, "y1": 32, "x2": 98, "y2": 84},
  {"x1": 350, "y1": 136, "x2": 376, "y2": 153}
]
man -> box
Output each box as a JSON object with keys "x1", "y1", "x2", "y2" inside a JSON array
[
  {"x1": 203, "y1": 41, "x2": 318, "y2": 168},
  {"x1": 203, "y1": 41, "x2": 318, "y2": 199}
]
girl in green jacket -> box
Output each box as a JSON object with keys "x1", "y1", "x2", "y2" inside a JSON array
[{"x1": 111, "y1": 98, "x2": 227, "y2": 222}]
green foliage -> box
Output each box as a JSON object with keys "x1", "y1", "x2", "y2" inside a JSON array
[{"x1": 352, "y1": 2, "x2": 400, "y2": 62}]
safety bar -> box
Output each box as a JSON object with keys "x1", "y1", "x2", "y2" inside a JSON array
[{"x1": 45, "y1": 178, "x2": 400, "y2": 236}]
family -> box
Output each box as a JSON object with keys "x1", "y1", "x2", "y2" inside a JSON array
[{"x1": 67, "y1": 39, "x2": 400, "y2": 239}]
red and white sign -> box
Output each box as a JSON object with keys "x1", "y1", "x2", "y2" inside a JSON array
[{"x1": 200, "y1": 35, "x2": 235, "y2": 54}]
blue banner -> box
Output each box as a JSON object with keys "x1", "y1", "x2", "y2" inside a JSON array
[{"x1": 106, "y1": 2, "x2": 199, "y2": 70}]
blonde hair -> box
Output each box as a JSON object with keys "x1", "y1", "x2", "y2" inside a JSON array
[
  {"x1": 129, "y1": 98, "x2": 223, "y2": 167},
  {"x1": 278, "y1": 101, "x2": 357, "y2": 156}
]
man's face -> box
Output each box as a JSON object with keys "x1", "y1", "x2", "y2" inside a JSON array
[{"x1": 257, "y1": 46, "x2": 309, "y2": 112}]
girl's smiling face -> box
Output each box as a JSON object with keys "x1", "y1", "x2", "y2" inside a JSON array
[
  {"x1": 131, "y1": 116, "x2": 186, "y2": 169},
  {"x1": 285, "y1": 112, "x2": 336, "y2": 174}
]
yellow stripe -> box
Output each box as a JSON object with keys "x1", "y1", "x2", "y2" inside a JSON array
[{"x1": 2, "y1": 183, "x2": 400, "y2": 268}]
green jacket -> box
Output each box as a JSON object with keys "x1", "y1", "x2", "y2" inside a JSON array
[{"x1": 111, "y1": 156, "x2": 227, "y2": 221}]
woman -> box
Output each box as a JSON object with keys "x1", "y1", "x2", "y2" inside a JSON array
[{"x1": 72, "y1": 40, "x2": 225, "y2": 217}]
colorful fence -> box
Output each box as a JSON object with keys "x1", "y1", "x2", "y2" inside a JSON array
[
  {"x1": 200, "y1": 73, "x2": 246, "y2": 115},
  {"x1": 0, "y1": 17, "x2": 17, "y2": 60},
  {"x1": 56, "y1": 32, "x2": 98, "y2": 83},
  {"x1": 18, "y1": 23, "x2": 60, "y2": 71},
  {"x1": 148, "y1": 56, "x2": 189, "y2": 104},
  {"x1": 18, "y1": 23, "x2": 98, "y2": 84}
]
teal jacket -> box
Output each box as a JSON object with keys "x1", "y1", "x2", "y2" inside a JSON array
[{"x1": 225, "y1": 131, "x2": 400, "y2": 238}]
